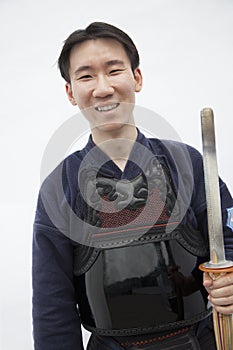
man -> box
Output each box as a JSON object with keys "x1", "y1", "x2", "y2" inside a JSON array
[{"x1": 33, "y1": 22, "x2": 233, "y2": 349}]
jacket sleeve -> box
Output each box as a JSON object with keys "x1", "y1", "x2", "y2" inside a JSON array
[{"x1": 32, "y1": 160, "x2": 84, "y2": 350}]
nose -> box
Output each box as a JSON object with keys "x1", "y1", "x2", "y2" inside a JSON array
[{"x1": 92, "y1": 75, "x2": 114, "y2": 98}]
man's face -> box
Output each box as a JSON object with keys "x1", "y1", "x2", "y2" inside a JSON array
[{"x1": 66, "y1": 38, "x2": 142, "y2": 136}]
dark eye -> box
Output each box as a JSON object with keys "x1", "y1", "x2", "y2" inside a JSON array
[
  {"x1": 78, "y1": 75, "x2": 92, "y2": 80},
  {"x1": 110, "y1": 69, "x2": 124, "y2": 74}
]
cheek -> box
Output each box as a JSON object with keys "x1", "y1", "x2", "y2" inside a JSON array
[
  {"x1": 72, "y1": 88, "x2": 91, "y2": 107},
  {"x1": 123, "y1": 82, "x2": 137, "y2": 102},
  {"x1": 115, "y1": 79, "x2": 137, "y2": 98},
  {"x1": 120, "y1": 74, "x2": 138, "y2": 93}
]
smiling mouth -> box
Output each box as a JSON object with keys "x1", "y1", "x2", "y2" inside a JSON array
[{"x1": 95, "y1": 103, "x2": 120, "y2": 112}]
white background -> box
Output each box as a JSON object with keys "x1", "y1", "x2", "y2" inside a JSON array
[{"x1": 1, "y1": 0, "x2": 233, "y2": 349}]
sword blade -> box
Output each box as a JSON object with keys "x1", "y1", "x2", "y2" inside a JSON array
[{"x1": 201, "y1": 108, "x2": 231, "y2": 268}]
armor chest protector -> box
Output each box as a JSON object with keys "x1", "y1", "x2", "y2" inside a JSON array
[{"x1": 73, "y1": 145, "x2": 210, "y2": 336}]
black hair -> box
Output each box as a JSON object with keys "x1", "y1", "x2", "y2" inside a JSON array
[{"x1": 58, "y1": 22, "x2": 140, "y2": 83}]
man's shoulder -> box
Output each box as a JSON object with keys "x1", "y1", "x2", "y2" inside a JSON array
[
  {"x1": 63, "y1": 149, "x2": 85, "y2": 172},
  {"x1": 148, "y1": 137, "x2": 202, "y2": 160},
  {"x1": 40, "y1": 148, "x2": 85, "y2": 194}
]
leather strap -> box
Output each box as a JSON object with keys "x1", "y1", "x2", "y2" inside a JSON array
[{"x1": 120, "y1": 329, "x2": 201, "y2": 349}]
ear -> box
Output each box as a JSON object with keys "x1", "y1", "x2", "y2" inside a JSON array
[
  {"x1": 134, "y1": 67, "x2": 143, "y2": 92},
  {"x1": 65, "y1": 83, "x2": 77, "y2": 105}
]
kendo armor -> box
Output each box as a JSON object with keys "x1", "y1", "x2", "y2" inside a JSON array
[{"x1": 72, "y1": 148, "x2": 210, "y2": 336}]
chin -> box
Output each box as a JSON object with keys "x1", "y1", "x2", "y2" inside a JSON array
[{"x1": 97, "y1": 122, "x2": 127, "y2": 133}]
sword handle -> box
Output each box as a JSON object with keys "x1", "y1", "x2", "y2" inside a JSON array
[{"x1": 199, "y1": 264, "x2": 233, "y2": 350}]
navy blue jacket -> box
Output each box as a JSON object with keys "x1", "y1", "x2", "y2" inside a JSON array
[{"x1": 32, "y1": 131, "x2": 233, "y2": 349}]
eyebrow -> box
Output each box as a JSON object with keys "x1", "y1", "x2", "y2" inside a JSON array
[
  {"x1": 105, "y1": 59, "x2": 125, "y2": 67},
  {"x1": 74, "y1": 65, "x2": 92, "y2": 76},
  {"x1": 73, "y1": 60, "x2": 125, "y2": 76}
]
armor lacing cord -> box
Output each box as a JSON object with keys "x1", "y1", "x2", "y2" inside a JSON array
[{"x1": 118, "y1": 327, "x2": 190, "y2": 348}]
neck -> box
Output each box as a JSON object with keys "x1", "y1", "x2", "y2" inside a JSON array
[{"x1": 92, "y1": 124, "x2": 138, "y2": 171}]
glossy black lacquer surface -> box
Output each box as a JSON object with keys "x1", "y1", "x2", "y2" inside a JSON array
[{"x1": 76, "y1": 240, "x2": 209, "y2": 334}]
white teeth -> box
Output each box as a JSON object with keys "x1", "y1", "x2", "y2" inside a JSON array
[{"x1": 96, "y1": 103, "x2": 118, "y2": 112}]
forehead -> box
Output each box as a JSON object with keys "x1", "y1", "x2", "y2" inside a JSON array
[{"x1": 69, "y1": 38, "x2": 130, "y2": 70}]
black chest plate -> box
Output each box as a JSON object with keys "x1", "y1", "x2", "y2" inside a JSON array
[
  {"x1": 73, "y1": 156, "x2": 209, "y2": 335},
  {"x1": 75, "y1": 238, "x2": 210, "y2": 336}
]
